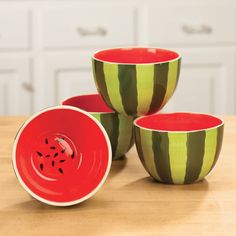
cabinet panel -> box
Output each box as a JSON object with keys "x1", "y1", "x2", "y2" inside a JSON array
[{"x1": 0, "y1": 58, "x2": 32, "y2": 115}]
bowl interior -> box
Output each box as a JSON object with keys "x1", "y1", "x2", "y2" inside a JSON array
[
  {"x1": 93, "y1": 47, "x2": 180, "y2": 64},
  {"x1": 135, "y1": 112, "x2": 223, "y2": 132},
  {"x1": 62, "y1": 94, "x2": 114, "y2": 113},
  {"x1": 13, "y1": 107, "x2": 111, "y2": 206}
]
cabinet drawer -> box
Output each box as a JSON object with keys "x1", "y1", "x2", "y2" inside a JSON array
[
  {"x1": 42, "y1": 7, "x2": 135, "y2": 49},
  {"x1": 148, "y1": 6, "x2": 236, "y2": 46},
  {"x1": 0, "y1": 10, "x2": 30, "y2": 49}
]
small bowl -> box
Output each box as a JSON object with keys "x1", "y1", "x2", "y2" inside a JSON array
[
  {"x1": 12, "y1": 106, "x2": 112, "y2": 206},
  {"x1": 134, "y1": 112, "x2": 224, "y2": 184},
  {"x1": 92, "y1": 47, "x2": 181, "y2": 116},
  {"x1": 62, "y1": 94, "x2": 134, "y2": 160}
]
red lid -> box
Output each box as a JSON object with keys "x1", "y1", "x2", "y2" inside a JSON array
[{"x1": 12, "y1": 106, "x2": 112, "y2": 206}]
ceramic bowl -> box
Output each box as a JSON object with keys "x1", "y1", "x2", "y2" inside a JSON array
[
  {"x1": 134, "y1": 112, "x2": 224, "y2": 184},
  {"x1": 62, "y1": 94, "x2": 134, "y2": 160},
  {"x1": 12, "y1": 106, "x2": 112, "y2": 206},
  {"x1": 92, "y1": 47, "x2": 181, "y2": 116}
]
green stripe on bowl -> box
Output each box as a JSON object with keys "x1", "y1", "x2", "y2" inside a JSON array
[
  {"x1": 136, "y1": 64, "x2": 155, "y2": 115},
  {"x1": 148, "y1": 63, "x2": 169, "y2": 114},
  {"x1": 196, "y1": 129, "x2": 217, "y2": 181},
  {"x1": 140, "y1": 129, "x2": 161, "y2": 181},
  {"x1": 168, "y1": 133, "x2": 188, "y2": 184},
  {"x1": 103, "y1": 63, "x2": 126, "y2": 114},
  {"x1": 93, "y1": 60, "x2": 113, "y2": 109},
  {"x1": 152, "y1": 132, "x2": 173, "y2": 183},
  {"x1": 114, "y1": 115, "x2": 133, "y2": 159},
  {"x1": 100, "y1": 113, "x2": 119, "y2": 157},
  {"x1": 184, "y1": 131, "x2": 206, "y2": 184},
  {"x1": 118, "y1": 65, "x2": 138, "y2": 115}
]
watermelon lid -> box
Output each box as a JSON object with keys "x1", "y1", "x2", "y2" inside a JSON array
[{"x1": 12, "y1": 106, "x2": 112, "y2": 206}]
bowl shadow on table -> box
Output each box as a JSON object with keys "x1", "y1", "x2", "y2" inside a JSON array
[{"x1": 108, "y1": 155, "x2": 128, "y2": 179}]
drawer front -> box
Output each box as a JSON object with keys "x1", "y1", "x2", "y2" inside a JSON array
[
  {"x1": 42, "y1": 7, "x2": 136, "y2": 49},
  {"x1": 0, "y1": 10, "x2": 30, "y2": 49},
  {"x1": 148, "y1": 6, "x2": 236, "y2": 45}
]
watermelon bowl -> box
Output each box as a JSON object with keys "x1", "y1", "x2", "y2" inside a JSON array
[
  {"x1": 134, "y1": 112, "x2": 224, "y2": 184},
  {"x1": 12, "y1": 106, "x2": 112, "y2": 206},
  {"x1": 62, "y1": 94, "x2": 134, "y2": 160},
  {"x1": 92, "y1": 47, "x2": 181, "y2": 116}
]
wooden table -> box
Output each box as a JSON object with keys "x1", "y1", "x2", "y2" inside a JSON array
[{"x1": 0, "y1": 116, "x2": 236, "y2": 235}]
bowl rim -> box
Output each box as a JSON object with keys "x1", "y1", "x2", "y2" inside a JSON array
[
  {"x1": 134, "y1": 112, "x2": 224, "y2": 133},
  {"x1": 12, "y1": 105, "x2": 112, "y2": 206},
  {"x1": 92, "y1": 46, "x2": 182, "y2": 65},
  {"x1": 61, "y1": 93, "x2": 116, "y2": 115}
]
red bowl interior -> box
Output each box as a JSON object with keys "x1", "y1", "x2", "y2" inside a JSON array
[
  {"x1": 135, "y1": 113, "x2": 223, "y2": 132},
  {"x1": 93, "y1": 48, "x2": 180, "y2": 64},
  {"x1": 13, "y1": 107, "x2": 111, "y2": 205},
  {"x1": 62, "y1": 94, "x2": 113, "y2": 113}
]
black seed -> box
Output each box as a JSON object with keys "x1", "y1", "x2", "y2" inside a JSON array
[
  {"x1": 40, "y1": 163, "x2": 43, "y2": 171},
  {"x1": 37, "y1": 151, "x2": 43, "y2": 157},
  {"x1": 61, "y1": 148, "x2": 66, "y2": 153},
  {"x1": 71, "y1": 151, "x2": 74, "y2": 159},
  {"x1": 50, "y1": 146, "x2": 56, "y2": 150},
  {"x1": 58, "y1": 168, "x2": 63, "y2": 174},
  {"x1": 60, "y1": 160, "x2": 66, "y2": 163},
  {"x1": 45, "y1": 138, "x2": 48, "y2": 144},
  {"x1": 45, "y1": 154, "x2": 50, "y2": 158},
  {"x1": 52, "y1": 161, "x2": 55, "y2": 167},
  {"x1": 54, "y1": 153, "x2": 58, "y2": 158}
]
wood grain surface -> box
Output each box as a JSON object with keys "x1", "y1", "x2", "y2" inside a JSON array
[{"x1": 0, "y1": 116, "x2": 235, "y2": 235}]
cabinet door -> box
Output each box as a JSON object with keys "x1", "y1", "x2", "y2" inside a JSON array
[
  {"x1": 37, "y1": 52, "x2": 97, "y2": 110},
  {"x1": 164, "y1": 49, "x2": 235, "y2": 114},
  {"x1": 0, "y1": 58, "x2": 32, "y2": 115}
]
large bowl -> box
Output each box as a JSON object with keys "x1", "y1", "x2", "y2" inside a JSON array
[
  {"x1": 134, "y1": 112, "x2": 224, "y2": 184},
  {"x1": 62, "y1": 94, "x2": 134, "y2": 160},
  {"x1": 92, "y1": 47, "x2": 181, "y2": 116}
]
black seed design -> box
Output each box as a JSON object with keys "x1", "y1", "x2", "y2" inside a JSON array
[
  {"x1": 37, "y1": 151, "x2": 43, "y2": 157},
  {"x1": 61, "y1": 148, "x2": 66, "y2": 153},
  {"x1": 58, "y1": 168, "x2": 63, "y2": 174},
  {"x1": 52, "y1": 161, "x2": 55, "y2": 167},
  {"x1": 45, "y1": 138, "x2": 48, "y2": 144},
  {"x1": 40, "y1": 163, "x2": 43, "y2": 171},
  {"x1": 54, "y1": 153, "x2": 58, "y2": 158},
  {"x1": 71, "y1": 151, "x2": 74, "y2": 159},
  {"x1": 50, "y1": 146, "x2": 56, "y2": 150},
  {"x1": 60, "y1": 160, "x2": 66, "y2": 163},
  {"x1": 45, "y1": 154, "x2": 50, "y2": 158}
]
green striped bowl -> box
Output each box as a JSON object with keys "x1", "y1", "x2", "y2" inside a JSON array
[
  {"x1": 62, "y1": 94, "x2": 134, "y2": 160},
  {"x1": 92, "y1": 47, "x2": 181, "y2": 116},
  {"x1": 134, "y1": 112, "x2": 224, "y2": 184}
]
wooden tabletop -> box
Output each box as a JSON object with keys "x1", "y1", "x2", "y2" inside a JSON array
[{"x1": 0, "y1": 116, "x2": 236, "y2": 235}]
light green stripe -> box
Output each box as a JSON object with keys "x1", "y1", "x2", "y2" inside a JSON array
[
  {"x1": 103, "y1": 63, "x2": 126, "y2": 114},
  {"x1": 140, "y1": 129, "x2": 161, "y2": 181},
  {"x1": 197, "y1": 129, "x2": 217, "y2": 181},
  {"x1": 161, "y1": 60, "x2": 178, "y2": 106},
  {"x1": 168, "y1": 133, "x2": 188, "y2": 184},
  {"x1": 136, "y1": 64, "x2": 154, "y2": 114},
  {"x1": 114, "y1": 115, "x2": 133, "y2": 158},
  {"x1": 92, "y1": 113, "x2": 101, "y2": 123}
]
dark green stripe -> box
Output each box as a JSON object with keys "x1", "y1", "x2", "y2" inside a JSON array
[
  {"x1": 93, "y1": 60, "x2": 113, "y2": 109},
  {"x1": 100, "y1": 114, "x2": 119, "y2": 158},
  {"x1": 184, "y1": 131, "x2": 206, "y2": 184},
  {"x1": 211, "y1": 125, "x2": 224, "y2": 170},
  {"x1": 134, "y1": 127, "x2": 148, "y2": 171},
  {"x1": 148, "y1": 63, "x2": 169, "y2": 114},
  {"x1": 127, "y1": 127, "x2": 134, "y2": 150},
  {"x1": 175, "y1": 59, "x2": 181, "y2": 89},
  {"x1": 152, "y1": 132, "x2": 173, "y2": 183},
  {"x1": 118, "y1": 65, "x2": 138, "y2": 115}
]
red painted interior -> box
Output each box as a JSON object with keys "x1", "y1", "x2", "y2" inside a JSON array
[
  {"x1": 15, "y1": 108, "x2": 110, "y2": 203},
  {"x1": 94, "y1": 48, "x2": 179, "y2": 64},
  {"x1": 62, "y1": 94, "x2": 113, "y2": 113},
  {"x1": 136, "y1": 113, "x2": 223, "y2": 131}
]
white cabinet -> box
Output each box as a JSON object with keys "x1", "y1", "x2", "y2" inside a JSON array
[
  {"x1": 0, "y1": 58, "x2": 32, "y2": 115},
  {"x1": 164, "y1": 50, "x2": 235, "y2": 114}
]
